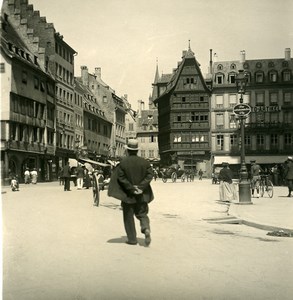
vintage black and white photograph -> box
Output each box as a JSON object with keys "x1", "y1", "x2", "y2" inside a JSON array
[{"x1": 1, "y1": 0, "x2": 293, "y2": 299}]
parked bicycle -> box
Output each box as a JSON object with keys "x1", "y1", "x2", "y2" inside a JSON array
[{"x1": 259, "y1": 174, "x2": 274, "y2": 198}]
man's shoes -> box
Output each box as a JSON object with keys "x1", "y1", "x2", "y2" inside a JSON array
[
  {"x1": 288, "y1": 194, "x2": 292, "y2": 197},
  {"x1": 144, "y1": 229, "x2": 151, "y2": 247},
  {"x1": 126, "y1": 241, "x2": 137, "y2": 245}
]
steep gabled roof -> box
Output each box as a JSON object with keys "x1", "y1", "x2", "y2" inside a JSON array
[
  {"x1": 1, "y1": 15, "x2": 45, "y2": 73},
  {"x1": 155, "y1": 46, "x2": 210, "y2": 102}
]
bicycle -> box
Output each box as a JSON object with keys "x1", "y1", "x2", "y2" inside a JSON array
[{"x1": 259, "y1": 174, "x2": 274, "y2": 198}]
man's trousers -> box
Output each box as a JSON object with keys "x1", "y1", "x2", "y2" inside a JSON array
[{"x1": 121, "y1": 200, "x2": 150, "y2": 243}]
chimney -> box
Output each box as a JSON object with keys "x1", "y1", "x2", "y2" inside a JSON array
[
  {"x1": 285, "y1": 48, "x2": 291, "y2": 61},
  {"x1": 209, "y1": 49, "x2": 213, "y2": 74},
  {"x1": 95, "y1": 67, "x2": 101, "y2": 78},
  {"x1": 80, "y1": 66, "x2": 89, "y2": 86},
  {"x1": 240, "y1": 50, "x2": 246, "y2": 63}
]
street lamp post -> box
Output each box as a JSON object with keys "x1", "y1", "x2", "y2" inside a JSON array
[{"x1": 235, "y1": 70, "x2": 252, "y2": 204}]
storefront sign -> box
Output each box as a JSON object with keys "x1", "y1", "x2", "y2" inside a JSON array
[{"x1": 252, "y1": 106, "x2": 281, "y2": 112}]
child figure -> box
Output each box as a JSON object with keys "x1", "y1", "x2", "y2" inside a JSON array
[{"x1": 11, "y1": 176, "x2": 19, "y2": 191}]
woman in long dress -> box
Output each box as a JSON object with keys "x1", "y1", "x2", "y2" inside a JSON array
[
  {"x1": 218, "y1": 162, "x2": 237, "y2": 202},
  {"x1": 31, "y1": 168, "x2": 38, "y2": 184}
]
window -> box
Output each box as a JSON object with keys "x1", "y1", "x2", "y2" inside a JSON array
[
  {"x1": 270, "y1": 134, "x2": 278, "y2": 146},
  {"x1": 256, "y1": 93, "x2": 264, "y2": 106},
  {"x1": 284, "y1": 92, "x2": 292, "y2": 104},
  {"x1": 284, "y1": 111, "x2": 292, "y2": 123},
  {"x1": 40, "y1": 81, "x2": 45, "y2": 92},
  {"x1": 229, "y1": 114, "x2": 237, "y2": 129},
  {"x1": 22, "y1": 71, "x2": 27, "y2": 84},
  {"x1": 244, "y1": 135, "x2": 251, "y2": 146},
  {"x1": 216, "y1": 113, "x2": 224, "y2": 128},
  {"x1": 283, "y1": 71, "x2": 291, "y2": 82},
  {"x1": 34, "y1": 76, "x2": 39, "y2": 89},
  {"x1": 129, "y1": 123, "x2": 134, "y2": 131},
  {"x1": 270, "y1": 93, "x2": 278, "y2": 105},
  {"x1": 228, "y1": 73, "x2": 236, "y2": 84},
  {"x1": 174, "y1": 135, "x2": 181, "y2": 143},
  {"x1": 0, "y1": 63, "x2": 5, "y2": 73},
  {"x1": 140, "y1": 150, "x2": 145, "y2": 158},
  {"x1": 149, "y1": 150, "x2": 154, "y2": 158},
  {"x1": 230, "y1": 134, "x2": 237, "y2": 146},
  {"x1": 215, "y1": 95, "x2": 224, "y2": 108},
  {"x1": 257, "y1": 134, "x2": 264, "y2": 146},
  {"x1": 284, "y1": 133, "x2": 292, "y2": 145},
  {"x1": 182, "y1": 97, "x2": 186, "y2": 102},
  {"x1": 177, "y1": 115, "x2": 181, "y2": 122},
  {"x1": 217, "y1": 64, "x2": 223, "y2": 70},
  {"x1": 269, "y1": 71, "x2": 277, "y2": 82},
  {"x1": 103, "y1": 96, "x2": 107, "y2": 103},
  {"x1": 255, "y1": 72, "x2": 264, "y2": 83},
  {"x1": 229, "y1": 94, "x2": 237, "y2": 107},
  {"x1": 216, "y1": 135, "x2": 224, "y2": 150},
  {"x1": 270, "y1": 112, "x2": 278, "y2": 123},
  {"x1": 215, "y1": 74, "x2": 224, "y2": 84},
  {"x1": 242, "y1": 94, "x2": 250, "y2": 104}
]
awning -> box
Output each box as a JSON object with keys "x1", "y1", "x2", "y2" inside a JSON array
[
  {"x1": 78, "y1": 157, "x2": 110, "y2": 167},
  {"x1": 213, "y1": 155, "x2": 287, "y2": 165},
  {"x1": 213, "y1": 156, "x2": 240, "y2": 165}
]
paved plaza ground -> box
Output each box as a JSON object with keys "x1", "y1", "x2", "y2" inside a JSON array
[{"x1": 2, "y1": 179, "x2": 293, "y2": 300}]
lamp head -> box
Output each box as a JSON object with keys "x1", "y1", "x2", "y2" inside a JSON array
[{"x1": 236, "y1": 70, "x2": 248, "y2": 94}]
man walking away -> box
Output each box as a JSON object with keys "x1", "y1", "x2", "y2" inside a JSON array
[
  {"x1": 63, "y1": 161, "x2": 71, "y2": 191},
  {"x1": 284, "y1": 156, "x2": 293, "y2": 197},
  {"x1": 250, "y1": 159, "x2": 262, "y2": 198},
  {"x1": 108, "y1": 139, "x2": 154, "y2": 246},
  {"x1": 76, "y1": 163, "x2": 84, "y2": 190}
]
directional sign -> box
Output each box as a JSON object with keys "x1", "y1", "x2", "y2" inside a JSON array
[{"x1": 233, "y1": 103, "x2": 251, "y2": 116}]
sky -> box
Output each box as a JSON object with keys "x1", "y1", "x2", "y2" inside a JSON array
[{"x1": 28, "y1": 0, "x2": 293, "y2": 109}]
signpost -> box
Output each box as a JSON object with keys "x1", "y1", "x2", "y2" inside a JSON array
[{"x1": 233, "y1": 103, "x2": 251, "y2": 117}]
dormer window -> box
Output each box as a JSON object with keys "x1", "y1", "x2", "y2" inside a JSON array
[
  {"x1": 282, "y1": 70, "x2": 291, "y2": 82},
  {"x1": 217, "y1": 64, "x2": 223, "y2": 71},
  {"x1": 215, "y1": 73, "x2": 224, "y2": 84},
  {"x1": 230, "y1": 63, "x2": 236, "y2": 70},
  {"x1": 269, "y1": 71, "x2": 278, "y2": 82},
  {"x1": 255, "y1": 72, "x2": 264, "y2": 83},
  {"x1": 228, "y1": 73, "x2": 237, "y2": 84}
]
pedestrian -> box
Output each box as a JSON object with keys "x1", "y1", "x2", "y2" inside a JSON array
[
  {"x1": 218, "y1": 162, "x2": 237, "y2": 202},
  {"x1": 284, "y1": 156, "x2": 293, "y2": 197},
  {"x1": 62, "y1": 161, "x2": 71, "y2": 191},
  {"x1": 24, "y1": 168, "x2": 30, "y2": 184},
  {"x1": 250, "y1": 159, "x2": 263, "y2": 198},
  {"x1": 108, "y1": 139, "x2": 154, "y2": 246},
  {"x1": 272, "y1": 164, "x2": 279, "y2": 186},
  {"x1": 198, "y1": 169, "x2": 203, "y2": 180},
  {"x1": 83, "y1": 167, "x2": 91, "y2": 189},
  {"x1": 30, "y1": 168, "x2": 38, "y2": 184},
  {"x1": 76, "y1": 163, "x2": 84, "y2": 190},
  {"x1": 11, "y1": 175, "x2": 19, "y2": 191}
]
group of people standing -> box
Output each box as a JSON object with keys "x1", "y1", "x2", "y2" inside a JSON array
[
  {"x1": 218, "y1": 156, "x2": 293, "y2": 202},
  {"x1": 59, "y1": 162, "x2": 91, "y2": 192},
  {"x1": 24, "y1": 168, "x2": 38, "y2": 184}
]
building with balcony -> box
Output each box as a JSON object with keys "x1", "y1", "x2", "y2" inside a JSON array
[
  {"x1": 153, "y1": 45, "x2": 212, "y2": 172},
  {"x1": 211, "y1": 49, "x2": 293, "y2": 174},
  {"x1": 1, "y1": 9, "x2": 55, "y2": 184},
  {"x1": 136, "y1": 100, "x2": 160, "y2": 165},
  {"x1": 2, "y1": 0, "x2": 78, "y2": 180},
  {"x1": 78, "y1": 66, "x2": 127, "y2": 160}
]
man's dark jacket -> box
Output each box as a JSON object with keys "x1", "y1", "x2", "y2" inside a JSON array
[{"x1": 108, "y1": 155, "x2": 154, "y2": 204}]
